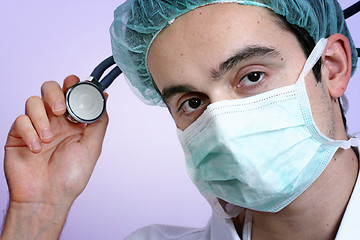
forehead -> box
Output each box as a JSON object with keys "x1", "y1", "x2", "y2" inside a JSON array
[
  {"x1": 148, "y1": 3, "x2": 285, "y2": 52},
  {"x1": 149, "y1": 4, "x2": 282, "y2": 51},
  {"x1": 147, "y1": 3, "x2": 301, "y2": 90}
]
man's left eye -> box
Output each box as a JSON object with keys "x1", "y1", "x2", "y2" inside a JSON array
[
  {"x1": 240, "y1": 72, "x2": 265, "y2": 87},
  {"x1": 180, "y1": 97, "x2": 203, "y2": 113}
]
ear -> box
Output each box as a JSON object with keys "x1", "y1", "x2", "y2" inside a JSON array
[{"x1": 321, "y1": 33, "x2": 352, "y2": 98}]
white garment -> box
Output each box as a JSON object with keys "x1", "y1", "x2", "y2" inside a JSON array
[
  {"x1": 125, "y1": 166, "x2": 360, "y2": 240},
  {"x1": 335, "y1": 162, "x2": 360, "y2": 239}
]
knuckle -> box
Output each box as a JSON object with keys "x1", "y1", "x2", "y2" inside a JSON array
[
  {"x1": 15, "y1": 114, "x2": 29, "y2": 124},
  {"x1": 25, "y1": 96, "x2": 43, "y2": 112},
  {"x1": 65, "y1": 75, "x2": 80, "y2": 82},
  {"x1": 41, "y1": 81, "x2": 60, "y2": 94},
  {"x1": 13, "y1": 115, "x2": 39, "y2": 141},
  {"x1": 26, "y1": 96, "x2": 41, "y2": 106},
  {"x1": 41, "y1": 81, "x2": 62, "y2": 98},
  {"x1": 42, "y1": 80, "x2": 59, "y2": 88},
  {"x1": 13, "y1": 114, "x2": 30, "y2": 131}
]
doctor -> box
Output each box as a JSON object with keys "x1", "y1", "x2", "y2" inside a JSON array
[{"x1": 1, "y1": 0, "x2": 359, "y2": 239}]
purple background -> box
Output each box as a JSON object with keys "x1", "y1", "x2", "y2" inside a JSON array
[{"x1": 0, "y1": 1, "x2": 359, "y2": 239}]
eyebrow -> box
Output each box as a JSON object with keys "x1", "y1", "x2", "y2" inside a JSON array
[
  {"x1": 162, "y1": 85, "x2": 197, "y2": 104},
  {"x1": 161, "y1": 45, "x2": 281, "y2": 104},
  {"x1": 211, "y1": 45, "x2": 280, "y2": 80}
]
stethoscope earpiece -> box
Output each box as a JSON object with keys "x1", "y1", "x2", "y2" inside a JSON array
[{"x1": 65, "y1": 56, "x2": 122, "y2": 124}]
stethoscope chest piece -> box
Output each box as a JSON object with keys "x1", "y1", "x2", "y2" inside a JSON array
[
  {"x1": 64, "y1": 56, "x2": 121, "y2": 124},
  {"x1": 65, "y1": 81, "x2": 105, "y2": 124}
]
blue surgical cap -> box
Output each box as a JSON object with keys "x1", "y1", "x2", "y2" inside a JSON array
[{"x1": 110, "y1": 0, "x2": 358, "y2": 106}]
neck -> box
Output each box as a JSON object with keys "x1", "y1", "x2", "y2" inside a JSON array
[{"x1": 235, "y1": 147, "x2": 358, "y2": 240}]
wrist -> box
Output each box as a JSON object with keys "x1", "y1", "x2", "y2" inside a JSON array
[{"x1": 1, "y1": 201, "x2": 72, "y2": 240}]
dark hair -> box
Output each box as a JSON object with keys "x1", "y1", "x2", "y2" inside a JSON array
[{"x1": 274, "y1": 15, "x2": 348, "y2": 131}]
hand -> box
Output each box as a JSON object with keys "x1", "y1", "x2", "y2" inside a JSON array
[{"x1": 2, "y1": 75, "x2": 109, "y2": 239}]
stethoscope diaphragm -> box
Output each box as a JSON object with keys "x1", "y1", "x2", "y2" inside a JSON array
[{"x1": 65, "y1": 81, "x2": 106, "y2": 124}]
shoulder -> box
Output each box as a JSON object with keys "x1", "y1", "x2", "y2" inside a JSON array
[{"x1": 124, "y1": 224, "x2": 207, "y2": 240}]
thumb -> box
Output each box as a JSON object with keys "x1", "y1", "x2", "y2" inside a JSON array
[{"x1": 80, "y1": 110, "x2": 109, "y2": 160}]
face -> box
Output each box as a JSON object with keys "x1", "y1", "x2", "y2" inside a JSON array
[{"x1": 147, "y1": 3, "x2": 336, "y2": 135}]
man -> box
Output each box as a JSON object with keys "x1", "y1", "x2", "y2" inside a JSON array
[{"x1": 1, "y1": 0, "x2": 359, "y2": 239}]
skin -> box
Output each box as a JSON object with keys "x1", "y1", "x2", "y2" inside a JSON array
[
  {"x1": 2, "y1": 76, "x2": 108, "y2": 239},
  {"x1": 147, "y1": 3, "x2": 358, "y2": 240},
  {"x1": 0, "y1": 3, "x2": 357, "y2": 240}
]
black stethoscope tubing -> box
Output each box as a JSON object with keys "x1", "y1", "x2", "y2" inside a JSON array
[
  {"x1": 90, "y1": 56, "x2": 122, "y2": 91},
  {"x1": 344, "y1": 0, "x2": 360, "y2": 56}
]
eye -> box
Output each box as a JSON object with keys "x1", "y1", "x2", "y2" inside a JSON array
[
  {"x1": 238, "y1": 72, "x2": 265, "y2": 88},
  {"x1": 179, "y1": 97, "x2": 203, "y2": 113}
]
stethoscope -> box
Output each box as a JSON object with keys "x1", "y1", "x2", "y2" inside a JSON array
[
  {"x1": 345, "y1": 0, "x2": 360, "y2": 57},
  {"x1": 65, "y1": 56, "x2": 121, "y2": 123},
  {"x1": 65, "y1": 1, "x2": 360, "y2": 124}
]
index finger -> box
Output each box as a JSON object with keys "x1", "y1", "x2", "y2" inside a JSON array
[{"x1": 63, "y1": 75, "x2": 80, "y2": 93}]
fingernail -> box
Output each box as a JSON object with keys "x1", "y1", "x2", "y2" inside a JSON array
[
  {"x1": 53, "y1": 101, "x2": 66, "y2": 112},
  {"x1": 30, "y1": 141, "x2": 41, "y2": 152},
  {"x1": 41, "y1": 129, "x2": 53, "y2": 140}
]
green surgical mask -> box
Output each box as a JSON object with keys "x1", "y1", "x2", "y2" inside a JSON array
[{"x1": 177, "y1": 38, "x2": 359, "y2": 218}]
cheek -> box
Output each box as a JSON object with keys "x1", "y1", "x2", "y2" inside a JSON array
[
  {"x1": 173, "y1": 115, "x2": 188, "y2": 131},
  {"x1": 305, "y1": 75, "x2": 336, "y2": 138}
]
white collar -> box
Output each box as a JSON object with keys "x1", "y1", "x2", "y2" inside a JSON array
[{"x1": 335, "y1": 155, "x2": 360, "y2": 239}]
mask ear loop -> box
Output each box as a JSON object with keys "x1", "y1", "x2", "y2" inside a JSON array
[
  {"x1": 343, "y1": 1, "x2": 360, "y2": 57},
  {"x1": 298, "y1": 38, "x2": 328, "y2": 81}
]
